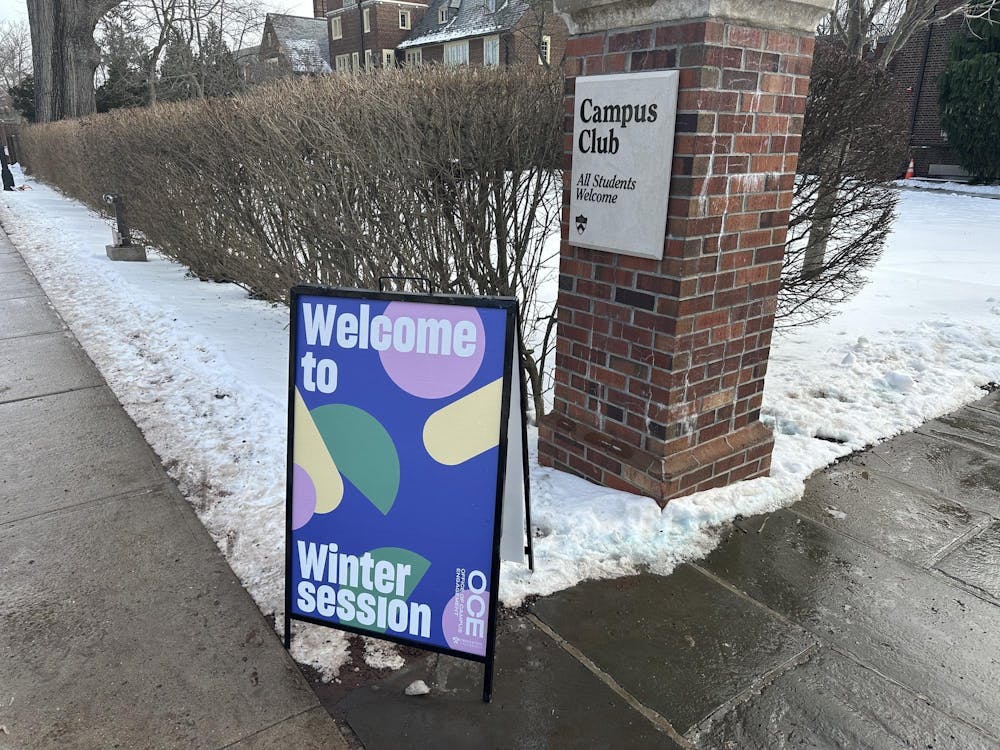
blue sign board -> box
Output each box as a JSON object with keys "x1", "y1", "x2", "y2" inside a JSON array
[{"x1": 285, "y1": 286, "x2": 519, "y2": 697}]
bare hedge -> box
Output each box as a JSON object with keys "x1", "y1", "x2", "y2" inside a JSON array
[
  {"x1": 20, "y1": 67, "x2": 564, "y2": 417},
  {"x1": 19, "y1": 59, "x2": 910, "y2": 410}
]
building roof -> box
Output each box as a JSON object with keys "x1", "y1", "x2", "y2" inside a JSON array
[
  {"x1": 233, "y1": 45, "x2": 260, "y2": 63},
  {"x1": 267, "y1": 13, "x2": 332, "y2": 73},
  {"x1": 397, "y1": 0, "x2": 531, "y2": 48}
]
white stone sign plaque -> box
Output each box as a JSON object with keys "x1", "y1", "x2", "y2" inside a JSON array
[{"x1": 569, "y1": 70, "x2": 679, "y2": 260}]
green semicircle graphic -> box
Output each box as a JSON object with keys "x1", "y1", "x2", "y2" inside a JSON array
[{"x1": 310, "y1": 403, "x2": 400, "y2": 515}]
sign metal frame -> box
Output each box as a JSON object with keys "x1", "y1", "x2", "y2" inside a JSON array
[{"x1": 282, "y1": 284, "x2": 526, "y2": 702}]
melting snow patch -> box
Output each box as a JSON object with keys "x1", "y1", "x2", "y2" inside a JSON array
[
  {"x1": 884, "y1": 371, "x2": 915, "y2": 393},
  {"x1": 362, "y1": 638, "x2": 405, "y2": 671},
  {"x1": 289, "y1": 625, "x2": 351, "y2": 681},
  {"x1": 405, "y1": 680, "x2": 431, "y2": 697}
]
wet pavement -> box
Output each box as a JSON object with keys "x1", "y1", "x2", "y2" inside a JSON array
[
  {"x1": 335, "y1": 391, "x2": 1000, "y2": 749},
  {"x1": 0, "y1": 235, "x2": 348, "y2": 749},
  {"x1": 342, "y1": 618, "x2": 678, "y2": 749}
]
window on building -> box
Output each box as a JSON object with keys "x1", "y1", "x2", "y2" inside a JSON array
[
  {"x1": 352, "y1": 51, "x2": 360, "y2": 71},
  {"x1": 383, "y1": 49, "x2": 395, "y2": 68},
  {"x1": 330, "y1": 16, "x2": 342, "y2": 39},
  {"x1": 335, "y1": 53, "x2": 350, "y2": 71},
  {"x1": 399, "y1": 9, "x2": 411, "y2": 28},
  {"x1": 483, "y1": 35, "x2": 499, "y2": 66},
  {"x1": 443, "y1": 40, "x2": 469, "y2": 65},
  {"x1": 265, "y1": 30, "x2": 273, "y2": 45},
  {"x1": 365, "y1": 48, "x2": 373, "y2": 69},
  {"x1": 538, "y1": 34, "x2": 551, "y2": 65},
  {"x1": 405, "y1": 48, "x2": 422, "y2": 66},
  {"x1": 438, "y1": 6, "x2": 449, "y2": 23},
  {"x1": 363, "y1": 7, "x2": 371, "y2": 33}
]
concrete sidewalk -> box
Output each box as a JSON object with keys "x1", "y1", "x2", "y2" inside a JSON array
[
  {"x1": 0, "y1": 234, "x2": 348, "y2": 749},
  {"x1": 5, "y1": 224, "x2": 1000, "y2": 749},
  {"x1": 331, "y1": 394, "x2": 1000, "y2": 747}
]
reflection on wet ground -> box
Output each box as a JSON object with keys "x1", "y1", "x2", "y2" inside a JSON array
[{"x1": 333, "y1": 392, "x2": 1000, "y2": 749}]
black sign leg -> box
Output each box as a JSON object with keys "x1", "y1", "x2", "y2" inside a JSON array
[
  {"x1": 483, "y1": 656, "x2": 495, "y2": 703},
  {"x1": 283, "y1": 611, "x2": 291, "y2": 650},
  {"x1": 517, "y1": 339, "x2": 535, "y2": 573}
]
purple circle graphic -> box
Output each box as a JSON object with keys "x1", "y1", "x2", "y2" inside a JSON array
[
  {"x1": 440, "y1": 589, "x2": 488, "y2": 657},
  {"x1": 292, "y1": 464, "x2": 317, "y2": 530},
  {"x1": 378, "y1": 303, "x2": 486, "y2": 399}
]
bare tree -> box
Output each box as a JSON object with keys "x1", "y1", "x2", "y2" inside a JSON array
[
  {"x1": 129, "y1": 0, "x2": 268, "y2": 103},
  {"x1": 134, "y1": 0, "x2": 180, "y2": 105},
  {"x1": 782, "y1": 43, "x2": 910, "y2": 325},
  {"x1": 821, "y1": 0, "x2": 1000, "y2": 66},
  {"x1": 0, "y1": 20, "x2": 32, "y2": 94},
  {"x1": 26, "y1": 0, "x2": 124, "y2": 121},
  {"x1": 800, "y1": 0, "x2": 999, "y2": 292},
  {"x1": 512, "y1": 0, "x2": 564, "y2": 69}
]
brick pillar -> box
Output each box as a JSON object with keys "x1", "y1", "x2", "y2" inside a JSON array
[{"x1": 538, "y1": 0, "x2": 833, "y2": 506}]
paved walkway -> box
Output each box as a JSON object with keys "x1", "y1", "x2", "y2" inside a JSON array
[
  {"x1": 333, "y1": 398, "x2": 1000, "y2": 747},
  {"x1": 0, "y1": 233, "x2": 348, "y2": 749},
  {"x1": 5, "y1": 225, "x2": 999, "y2": 749}
]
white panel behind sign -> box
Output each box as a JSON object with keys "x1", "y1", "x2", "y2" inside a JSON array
[
  {"x1": 499, "y1": 355, "x2": 528, "y2": 566},
  {"x1": 569, "y1": 70, "x2": 679, "y2": 260}
]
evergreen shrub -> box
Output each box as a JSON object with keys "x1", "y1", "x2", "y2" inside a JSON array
[{"x1": 939, "y1": 15, "x2": 1000, "y2": 182}]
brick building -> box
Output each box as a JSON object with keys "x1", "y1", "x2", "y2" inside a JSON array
[
  {"x1": 888, "y1": 4, "x2": 967, "y2": 178},
  {"x1": 325, "y1": 0, "x2": 429, "y2": 71},
  {"x1": 396, "y1": 0, "x2": 568, "y2": 68},
  {"x1": 319, "y1": 0, "x2": 566, "y2": 71}
]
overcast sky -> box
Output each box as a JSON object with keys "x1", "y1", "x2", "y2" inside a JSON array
[
  {"x1": 0, "y1": 0, "x2": 26, "y2": 21},
  {"x1": 0, "y1": 0, "x2": 317, "y2": 24}
]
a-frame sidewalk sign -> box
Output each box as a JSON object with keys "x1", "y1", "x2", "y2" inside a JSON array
[{"x1": 283, "y1": 284, "x2": 533, "y2": 703}]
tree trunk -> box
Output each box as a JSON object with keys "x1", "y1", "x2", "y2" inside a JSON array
[
  {"x1": 146, "y1": 61, "x2": 158, "y2": 107},
  {"x1": 845, "y1": 1, "x2": 863, "y2": 58},
  {"x1": 802, "y1": 182, "x2": 837, "y2": 279},
  {"x1": 146, "y1": 32, "x2": 172, "y2": 108},
  {"x1": 803, "y1": 132, "x2": 850, "y2": 280},
  {"x1": 25, "y1": 0, "x2": 122, "y2": 122}
]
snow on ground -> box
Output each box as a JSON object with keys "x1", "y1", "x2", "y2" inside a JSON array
[
  {"x1": 897, "y1": 178, "x2": 1000, "y2": 199},
  {"x1": 3, "y1": 166, "x2": 999, "y2": 678}
]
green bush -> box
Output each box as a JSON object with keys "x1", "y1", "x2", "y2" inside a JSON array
[
  {"x1": 939, "y1": 15, "x2": 1000, "y2": 182},
  {"x1": 8, "y1": 75, "x2": 34, "y2": 122},
  {"x1": 940, "y1": 54, "x2": 1000, "y2": 182}
]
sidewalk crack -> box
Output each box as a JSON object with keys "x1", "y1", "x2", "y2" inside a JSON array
[{"x1": 527, "y1": 613, "x2": 696, "y2": 749}]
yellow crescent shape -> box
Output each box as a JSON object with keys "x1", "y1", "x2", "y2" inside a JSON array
[
  {"x1": 294, "y1": 388, "x2": 344, "y2": 513},
  {"x1": 423, "y1": 378, "x2": 503, "y2": 466}
]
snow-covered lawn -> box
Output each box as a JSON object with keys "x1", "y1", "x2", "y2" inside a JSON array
[
  {"x1": 897, "y1": 178, "x2": 1000, "y2": 199},
  {"x1": 3, "y1": 167, "x2": 999, "y2": 678}
]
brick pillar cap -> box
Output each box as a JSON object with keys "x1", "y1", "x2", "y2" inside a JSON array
[{"x1": 555, "y1": 0, "x2": 834, "y2": 35}]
